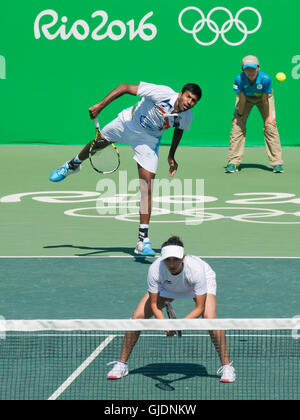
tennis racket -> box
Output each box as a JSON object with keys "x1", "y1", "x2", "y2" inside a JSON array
[
  {"x1": 89, "y1": 118, "x2": 120, "y2": 174},
  {"x1": 165, "y1": 302, "x2": 182, "y2": 338}
]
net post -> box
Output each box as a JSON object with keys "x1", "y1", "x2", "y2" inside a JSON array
[
  {"x1": 292, "y1": 315, "x2": 300, "y2": 340},
  {"x1": 0, "y1": 315, "x2": 6, "y2": 342}
]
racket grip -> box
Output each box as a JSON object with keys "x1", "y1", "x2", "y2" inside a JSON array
[{"x1": 94, "y1": 118, "x2": 100, "y2": 130}]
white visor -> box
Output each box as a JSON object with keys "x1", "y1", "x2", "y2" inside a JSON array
[{"x1": 161, "y1": 245, "x2": 184, "y2": 260}]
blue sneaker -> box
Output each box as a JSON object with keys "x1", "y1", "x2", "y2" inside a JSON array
[
  {"x1": 134, "y1": 238, "x2": 156, "y2": 257},
  {"x1": 49, "y1": 162, "x2": 81, "y2": 182}
]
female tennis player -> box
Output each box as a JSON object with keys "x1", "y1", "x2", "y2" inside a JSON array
[
  {"x1": 107, "y1": 236, "x2": 236, "y2": 383},
  {"x1": 49, "y1": 82, "x2": 202, "y2": 256}
]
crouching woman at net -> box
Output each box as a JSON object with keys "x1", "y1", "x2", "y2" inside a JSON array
[{"x1": 107, "y1": 236, "x2": 236, "y2": 383}]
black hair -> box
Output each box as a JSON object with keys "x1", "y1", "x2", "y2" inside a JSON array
[
  {"x1": 181, "y1": 83, "x2": 202, "y2": 101},
  {"x1": 161, "y1": 236, "x2": 184, "y2": 248}
]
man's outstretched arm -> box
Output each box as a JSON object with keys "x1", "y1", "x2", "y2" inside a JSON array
[
  {"x1": 89, "y1": 84, "x2": 139, "y2": 119},
  {"x1": 168, "y1": 127, "x2": 184, "y2": 177}
]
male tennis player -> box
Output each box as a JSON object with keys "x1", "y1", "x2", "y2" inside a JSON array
[
  {"x1": 49, "y1": 82, "x2": 202, "y2": 256},
  {"x1": 225, "y1": 55, "x2": 284, "y2": 173},
  {"x1": 107, "y1": 236, "x2": 236, "y2": 383}
]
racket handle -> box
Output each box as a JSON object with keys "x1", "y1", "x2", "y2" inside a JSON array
[{"x1": 94, "y1": 118, "x2": 100, "y2": 130}]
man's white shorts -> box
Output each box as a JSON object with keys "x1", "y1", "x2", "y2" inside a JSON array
[{"x1": 102, "y1": 109, "x2": 161, "y2": 174}]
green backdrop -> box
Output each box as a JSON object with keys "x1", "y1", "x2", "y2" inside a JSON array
[{"x1": 0, "y1": 0, "x2": 299, "y2": 146}]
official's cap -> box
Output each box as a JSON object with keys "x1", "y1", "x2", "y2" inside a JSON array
[
  {"x1": 242, "y1": 55, "x2": 259, "y2": 70},
  {"x1": 161, "y1": 245, "x2": 184, "y2": 260}
]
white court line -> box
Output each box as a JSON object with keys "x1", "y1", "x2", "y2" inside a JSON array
[
  {"x1": 1, "y1": 256, "x2": 300, "y2": 259},
  {"x1": 8, "y1": 333, "x2": 293, "y2": 338},
  {"x1": 48, "y1": 334, "x2": 116, "y2": 401}
]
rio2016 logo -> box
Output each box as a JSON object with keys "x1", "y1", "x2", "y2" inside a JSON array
[
  {"x1": 178, "y1": 6, "x2": 262, "y2": 46},
  {"x1": 34, "y1": 9, "x2": 157, "y2": 41},
  {"x1": 34, "y1": 7, "x2": 262, "y2": 46}
]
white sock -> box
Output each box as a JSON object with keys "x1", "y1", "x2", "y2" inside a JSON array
[
  {"x1": 138, "y1": 224, "x2": 149, "y2": 241},
  {"x1": 73, "y1": 155, "x2": 82, "y2": 164}
]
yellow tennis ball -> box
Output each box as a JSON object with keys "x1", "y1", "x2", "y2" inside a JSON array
[{"x1": 276, "y1": 72, "x2": 286, "y2": 82}]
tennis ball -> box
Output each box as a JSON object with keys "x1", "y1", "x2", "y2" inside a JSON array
[{"x1": 276, "y1": 72, "x2": 286, "y2": 82}]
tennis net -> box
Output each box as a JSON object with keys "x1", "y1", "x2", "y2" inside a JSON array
[{"x1": 0, "y1": 318, "x2": 299, "y2": 400}]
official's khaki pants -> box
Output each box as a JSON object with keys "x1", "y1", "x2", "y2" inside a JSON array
[{"x1": 228, "y1": 94, "x2": 283, "y2": 166}]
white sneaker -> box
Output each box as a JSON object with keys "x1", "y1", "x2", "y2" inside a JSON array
[
  {"x1": 107, "y1": 361, "x2": 129, "y2": 380},
  {"x1": 134, "y1": 237, "x2": 155, "y2": 257},
  {"x1": 217, "y1": 362, "x2": 236, "y2": 383}
]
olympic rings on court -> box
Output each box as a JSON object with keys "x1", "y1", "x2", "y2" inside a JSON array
[
  {"x1": 178, "y1": 6, "x2": 262, "y2": 46},
  {"x1": 3, "y1": 191, "x2": 300, "y2": 225}
]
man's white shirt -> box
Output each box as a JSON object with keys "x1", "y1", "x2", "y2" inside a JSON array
[
  {"x1": 147, "y1": 255, "x2": 216, "y2": 299},
  {"x1": 119, "y1": 81, "x2": 193, "y2": 138}
]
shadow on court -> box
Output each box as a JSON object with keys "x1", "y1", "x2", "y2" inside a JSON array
[
  {"x1": 238, "y1": 163, "x2": 273, "y2": 172},
  {"x1": 43, "y1": 244, "x2": 158, "y2": 263},
  {"x1": 130, "y1": 363, "x2": 219, "y2": 391}
]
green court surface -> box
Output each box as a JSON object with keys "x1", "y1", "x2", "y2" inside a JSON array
[
  {"x1": 1, "y1": 145, "x2": 300, "y2": 257},
  {"x1": 0, "y1": 257, "x2": 299, "y2": 319},
  {"x1": 0, "y1": 145, "x2": 300, "y2": 400}
]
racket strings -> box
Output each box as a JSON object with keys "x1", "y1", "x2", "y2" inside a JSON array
[
  {"x1": 91, "y1": 137, "x2": 109, "y2": 153},
  {"x1": 89, "y1": 121, "x2": 120, "y2": 174},
  {"x1": 89, "y1": 139, "x2": 120, "y2": 174},
  {"x1": 96, "y1": 130, "x2": 108, "y2": 142}
]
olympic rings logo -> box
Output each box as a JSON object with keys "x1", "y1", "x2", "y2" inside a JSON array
[{"x1": 178, "y1": 6, "x2": 262, "y2": 46}]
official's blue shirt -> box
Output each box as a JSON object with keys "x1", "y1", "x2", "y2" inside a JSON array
[{"x1": 233, "y1": 71, "x2": 272, "y2": 96}]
